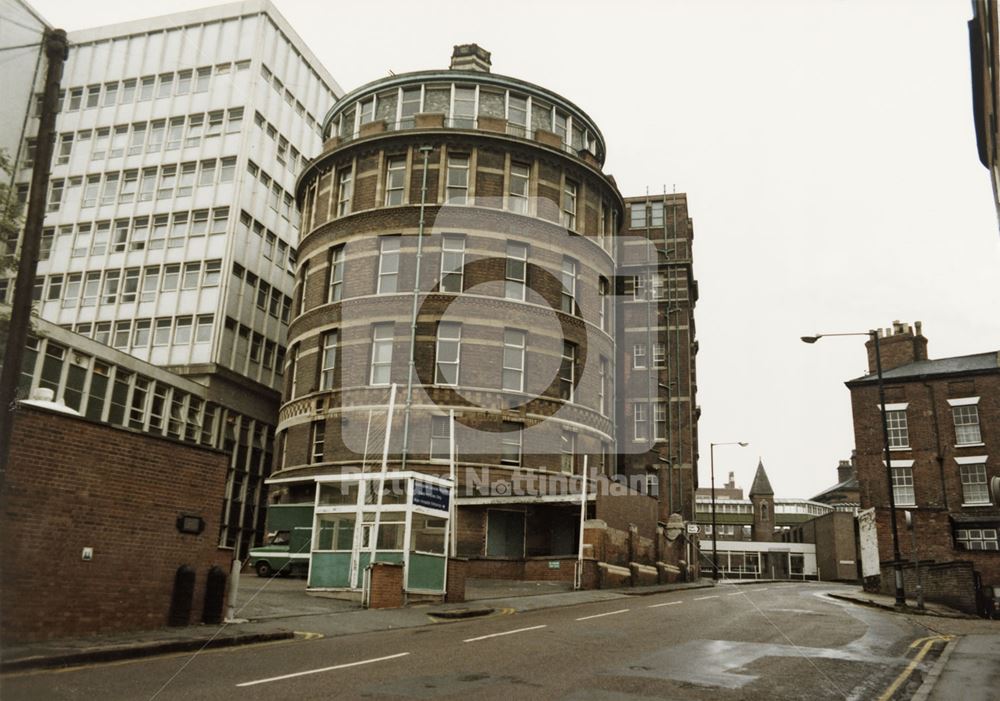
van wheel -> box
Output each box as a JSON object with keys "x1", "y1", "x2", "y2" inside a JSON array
[{"x1": 256, "y1": 561, "x2": 273, "y2": 577}]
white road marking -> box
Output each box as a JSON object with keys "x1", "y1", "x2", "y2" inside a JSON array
[
  {"x1": 750, "y1": 588, "x2": 768, "y2": 592},
  {"x1": 693, "y1": 595, "x2": 720, "y2": 600},
  {"x1": 647, "y1": 601, "x2": 682, "y2": 608},
  {"x1": 236, "y1": 652, "x2": 410, "y2": 687},
  {"x1": 728, "y1": 592, "x2": 744, "y2": 596},
  {"x1": 576, "y1": 609, "x2": 629, "y2": 621},
  {"x1": 463, "y1": 625, "x2": 547, "y2": 642}
]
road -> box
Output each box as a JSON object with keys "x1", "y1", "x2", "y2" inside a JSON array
[{"x1": 1, "y1": 583, "x2": 942, "y2": 700}]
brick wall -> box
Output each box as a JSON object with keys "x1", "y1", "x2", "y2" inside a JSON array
[
  {"x1": 1, "y1": 406, "x2": 231, "y2": 642},
  {"x1": 367, "y1": 562, "x2": 404, "y2": 609},
  {"x1": 877, "y1": 560, "x2": 979, "y2": 613}
]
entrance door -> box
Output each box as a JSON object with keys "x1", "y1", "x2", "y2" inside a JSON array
[
  {"x1": 770, "y1": 550, "x2": 790, "y2": 580},
  {"x1": 486, "y1": 509, "x2": 525, "y2": 557}
]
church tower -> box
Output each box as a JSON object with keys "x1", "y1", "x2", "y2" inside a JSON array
[{"x1": 749, "y1": 460, "x2": 775, "y2": 541}]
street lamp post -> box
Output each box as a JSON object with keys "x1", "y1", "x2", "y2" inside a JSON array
[
  {"x1": 709, "y1": 441, "x2": 748, "y2": 581},
  {"x1": 802, "y1": 330, "x2": 906, "y2": 607}
]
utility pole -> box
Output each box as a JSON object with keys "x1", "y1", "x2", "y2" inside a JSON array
[{"x1": 0, "y1": 28, "x2": 69, "y2": 483}]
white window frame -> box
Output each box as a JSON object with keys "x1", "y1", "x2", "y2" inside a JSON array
[
  {"x1": 508, "y1": 162, "x2": 530, "y2": 214},
  {"x1": 320, "y1": 330, "x2": 338, "y2": 391},
  {"x1": 505, "y1": 241, "x2": 528, "y2": 301},
  {"x1": 328, "y1": 245, "x2": 344, "y2": 303},
  {"x1": 440, "y1": 235, "x2": 465, "y2": 293},
  {"x1": 559, "y1": 341, "x2": 576, "y2": 402},
  {"x1": 633, "y1": 403, "x2": 648, "y2": 441},
  {"x1": 562, "y1": 180, "x2": 577, "y2": 230},
  {"x1": 501, "y1": 421, "x2": 522, "y2": 466},
  {"x1": 377, "y1": 237, "x2": 401, "y2": 294},
  {"x1": 502, "y1": 329, "x2": 526, "y2": 393},
  {"x1": 561, "y1": 257, "x2": 577, "y2": 314},
  {"x1": 369, "y1": 323, "x2": 394, "y2": 386},
  {"x1": 384, "y1": 156, "x2": 406, "y2": 206},
  {"x1": 446, "y1": 154, "x2": 469, "y2": 204},
  {"x1": 633, "y1": 343, "x2": 646, "y2": 369},
  {"x1": 435, "y1": 322, "x2": 462, "y2": 386},
  {"x1": 959, "y1": 462, "x2": 990, "y2": 506}
]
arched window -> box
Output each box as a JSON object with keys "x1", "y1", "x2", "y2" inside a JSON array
[{"x1": 760, "y1": 501, "x2": 769, "y2": 522}]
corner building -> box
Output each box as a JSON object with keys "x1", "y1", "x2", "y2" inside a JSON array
[{"x1": 273, "y1": 46, "x2": 637, "y2": 588}]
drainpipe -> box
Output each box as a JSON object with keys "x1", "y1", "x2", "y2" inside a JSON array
[{"x1": 400, "y1": 145, "x2": 433, "y2": 471}]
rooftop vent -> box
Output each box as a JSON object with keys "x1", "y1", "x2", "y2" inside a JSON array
[{"x1": 450, "y1": 44, "x2": 491, "y2": 73}]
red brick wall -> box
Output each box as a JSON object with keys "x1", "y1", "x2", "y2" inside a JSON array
[
  {"x1": 878, "y1": 561, "x2": 979, "y2": 613},
  {"x1": 367, "y1": 562, "x2": 404, "y2": 609},
  {"x1": 1, "y1": 406, "x2": 232, "y2": 642}
]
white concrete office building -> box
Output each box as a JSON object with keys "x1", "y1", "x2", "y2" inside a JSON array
[{"x1": 7, "y1": 0, "x2": 342, "y2": 556}]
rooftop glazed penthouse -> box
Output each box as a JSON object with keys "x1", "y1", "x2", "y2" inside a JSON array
[{"x1": 270, "y1": 45, "x2": 639, "y2": 591}]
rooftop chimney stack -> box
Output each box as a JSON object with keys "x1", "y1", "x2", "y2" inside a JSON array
[
  {"x1": 450, "y1": 44, "x2": 492, "y2": 72},
  {"x1": 837, "y1": 459, "x2": 854, "y2": 484},
  {"x1": 865, "y1": 320, "x2": 929, "y2": 374}
]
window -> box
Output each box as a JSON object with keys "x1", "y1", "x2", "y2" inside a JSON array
[
  {"x1": 634, "y1": 403, "x2": 648, "y2": 441},
  {"x1": 650, "y1": 202, "x2": 664, "y2": 226},
  {"x1": 560, "y1": 430, "x2": 575, "y2": 474},
  {"x1": 133, "y1": 319, "x2": 151, "y2": 348},
  {"x1": 175, "y1": 70, "x2": 192, "y2": 95},
  {"x1": 505, "y1": 242, "x2": 528, "y2": 301},
  {"x1": 56, "y1": 133, "x2": 73, "y2": 164},
  {"x1": 385, "y1": 157, "x2": 406, "y2": 205},
  {"x1": 149, "y1": 215, "x2": 168, "y2": 250},
  {"x1": 81, "y1": 273, "x2": 100, "y2": 307},
  {"x1": 118, "y1": 171, "x2": 138, "y2": 205},
  {"x1": 653, "y1": 343, "x2": 666, "y2": 367},
  {"x1": 226, "y1": 107, "x2": 243, "y2": 133},
  {"x1": 91, "y1": 221, "x2": 110, "y2": 255},
  {"x1": 891, "y1": 466, "x2": 914, "y2": 506},
  {"x1": 599, "y1": 357, "x2": 609, "y2": 416},
  {"x1": 173, "y1": 317, "x2": 193, "y2": 345},
  {"x1": 100, "y1": 174, "x2": 119, "y2": 206},
  {"x1": 507, "y1": 93, "x2": 527, "y2": 134},
  {"x1": 508, "y1": 162, "x2": 529, "y2": 214},
  {"x1": 560, "y1": 257, "x2": 577, "y2": 314},
  {"x1": 169, "y1": 213, "x2": 188, "y2": 248},
  {"x1": 139, "y1": 169, "x2": 156, "y2": 202},
  {"x1": 489, "y1": 420, "x2": 520, "y2": 467},
  {"x1": 955, "y1": 528, "x2": 999, "y2": 551},
  {"x1": 886, "y1": 409, "x2": 909, "y2": 449},
  {"x1": 310, "y1": 421, "x2": 326, "y2": 464},
  {"x1": 195, "y1": 315, "x2": 213, "y2": 343},
  {"x1": 559, "y1": 341, "x2": 576, "y2": 401},
  {"x1": 430, "y1": 415, "x2": 451, "y2": 461},
  {"x1": 110, "y1": 126, "x2": 127, "y2": 157},
  {"x1": 446, "y1": 155, "x2": 469, "y2": 204},
  {"x1": 435, "y1": 322, "x2": 461, "y2": 385},
  {"x1": 158, "y1": 166, "x2": 177, "y2": 199},
  {"x1": 121, "y1": 268, "x2": 139, "y2": 302},
  {"x1": 633, "y1": 344, "x2": 647, "y2": 369},
  {"x1": 399, "y1": 86, "x2": 422, "y2": 128},
  {"x1": 370, "y1": 324, "x2": 394, "y2": 385},
  {"x1": 318, "y1": 330, "x2": 338, "y2": 390},
  {"x1": 46, "y1": 179, "x2": 63, "y2": 212},
  {"x1": 599, "y1": 277, "x2": 610, "y2": 332},
  {"x1": 952, "y1": 404, "x2": 982, "y2": 445},
  {"x1": 153, "y1": 318, "x2": 172, "y2": 346},
  {"x1": 81, "y1": 176, "x2": 100, "y2": 207},
  {"x1": 960, "y1": 463, "x2": 990, "y2": 505},
  {"x1": 631, "y1": 203, "x2": 647, "y2": 229},
  {"x1": 654, "y1": 402, "x2": 667, "y2": 440},
  {"x1": 440, "y1": 235, "x2": 465, "y2": 292},
  {"x1": 199, "y1": 160, "x2": 216, "y2": 187},
  {"x1": 336, "y1": 168, "x2": 353, "y2": 216},
  {"x1": 553, "y1": 111, "x2": 568, "y2": 142},
  {"x1": 219, "y1": 157, "x2": 236, "y2": 183},
  {"x1": 328, "y1": 246, "x2": 344, "y2": 302},
  {"x1": 140, "y1": 267, "x2": 158, "y2": 302},
  {"x1": 157, "y1": 73, "x2": 173, "y2": 98},
  {"x1": 562, "y1": 180, "x2": 577, "y2": 230},
  {"x1": 68, "y1": 88, "x2": 82, "y2": 111},
  {"x1": 166, "y1": 118, "x2": 184, "y2": 150},
  {"x1": 139, "y1": 76, "x2": 155, "y2": 101},
  {"x1": 377, "y1": 237, "x2": 400, "y2": 293},
  {"x1": 203, "y1": 260, "x2": 221, "y2": 287},
  {"x1": 161, "y1": 264, "x2": 180, "y2": 292},
  {"x1": 501, "y1": 329, "x2": 527, "y2": 392},
  {"x1": 177, "y1": 162, "x2": 196, "y2": 197},
  {"x1": 182, "y1": 262, "x2": 200, "y2": 290},
  {"x1": 195, "y1": 67, "x2": 211, "y2": 93},
  {"x1": 85, "y1": 84, "x2": 100, "y2": 108}
]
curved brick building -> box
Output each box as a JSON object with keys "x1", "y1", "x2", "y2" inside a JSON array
[{"x1": 265, "y1": 45, "x2": 681, "y2": 591}]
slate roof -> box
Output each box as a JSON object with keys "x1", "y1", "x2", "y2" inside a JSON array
[
  {"x1": 848, "y1": 351, "x2": 999, "y2": 384},
  {"x1": 812, "y1": 474, "x2": 859, "y2": 501},
  {"x1": 749, "y1": 460, "x2": 773, "y2": 496}
]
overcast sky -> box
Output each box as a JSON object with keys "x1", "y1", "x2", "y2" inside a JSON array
[{"x1": 30, "y1": 0, "x2": 1000, "y2": 499}]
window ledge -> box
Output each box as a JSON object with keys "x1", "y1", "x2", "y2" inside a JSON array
[
  {"x1": 955, "y1": 443, "x2": 986, "y2": 448},
  {"x1": 960, "y1": 502, "x2": 994, "y2": 508},
  {"x1": 889, "y1": 447, "x2": 911, "y2": 452}
]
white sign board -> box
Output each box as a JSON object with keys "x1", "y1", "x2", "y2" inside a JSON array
[{"x1": 686, "y1": 524, "x2": 700, "y2": 534}]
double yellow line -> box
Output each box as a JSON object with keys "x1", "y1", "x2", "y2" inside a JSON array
[{"x1": 876, "y1": 635, "x2": 955, "y2": 701}]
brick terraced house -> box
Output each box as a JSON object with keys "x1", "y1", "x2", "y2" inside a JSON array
[{"x1": 846, "y1": 321, "x2": 1000, "y2": 614}]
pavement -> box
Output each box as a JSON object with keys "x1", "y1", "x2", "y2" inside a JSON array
[{"x1": 2, "y1": 576, "x2": 997, "y2": 701}]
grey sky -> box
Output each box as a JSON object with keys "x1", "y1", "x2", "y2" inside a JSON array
[{"x1": 29, "y1": 0, "x2": 1000, "y2": 499}]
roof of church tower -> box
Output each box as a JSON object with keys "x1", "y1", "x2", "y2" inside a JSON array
[{"x1": 749, "y1": 459, "x2": 774, "y2": 496}]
